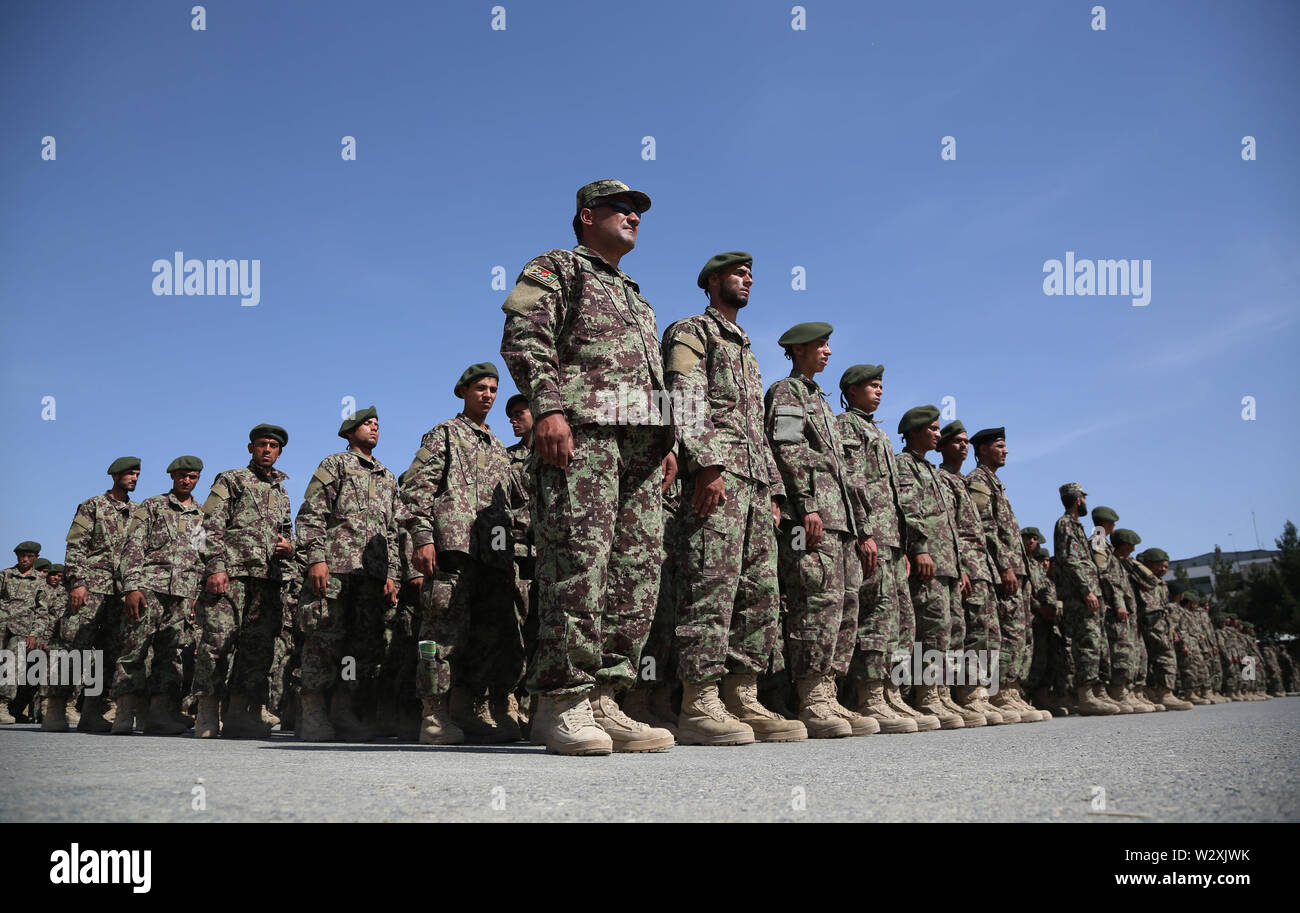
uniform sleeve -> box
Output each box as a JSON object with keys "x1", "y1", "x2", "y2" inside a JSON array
[
  {"x1": 385, "y1": 474, "x2": 402, "y2": 582},
  {"x1": 295, "y1": 459, "x2": 339, "y2": 568},
  {"x1": 893, "y1": 456, "x2": 929, "y2": 558},
  {"x1": 401, "y1": 428, "x2": 450, "y2": 551},
  {"x1": 118, "y1": 504, "x2": 151, "y2": 594},
  {"x1": 200, "y1": 472, "x2": 236, "y2": 577},
  {"x1": 967, "y1": 473, "x2": 1005, "y2": 574},
  {"x1": 500, "y1": 254, "x2": 568, "y2": 419},
  {"x1": 664, "y1": 323, "x2": 725, "y2": 472},
  {"x1": 836, "y1": 416, "x2": 871, "y2": 534},
  {"x1": 1054, "y1": 516, "x2": 1099, "y2": 595},
  {"x1": 63, "y1": 501, "x2": 96, "y2": 592},
  {"x1": 765, "y1": 382, "x2": 815, "y2": 519}
]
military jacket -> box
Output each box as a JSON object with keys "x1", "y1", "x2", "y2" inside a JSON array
[
  {"x1": 402, "y1": 415, "x2": 512, "y2": 570},
  {"x1": 119, "y1": 491, "x2": 206, "y2": 598},
  {"x1": 1054, "y1": 513, "x2": 1101, "y2": 599},
  {"x1": 894, "y1": 449, "x2": 960, "y2": 577},
  {"x1": 506, "y1": 440, "x2": 535, "y2": 562},
  {"x1": 937, "y1": 464, "x2": 994, "y2": 583},
  {"x1": 1089, "y1": 529, "x2": 1133, "y2": 616},
  {"x1": 63, "y1": 493, "x2": 136, "y2": 595},
  {"x1": 1027, "y1": 560, "x2": 1061, "y2": 619},
  {"x1": 200, "y1": 462, "x2": 292, "y2": 581},
  {"x1": 836, "y1": 409, "x2": 903, "y2": 548},
  {"x1": 0, "y1": 566, "x2": 51, "y2": 638},
  {"x1": 501, "y1": 246, "x2": 667, "y2": 427},
  {"x1": 662, "y1": 307, "x2": 784, "y2": 493},
  {"x1": 1122, "y1": 556, "x2": 1167, "y2": 621},
  {"x1": 966, "y1": 464, "x2": 1028, "y2": 579},
  {"x1": 765, "y1": 372, "x2": 859, "y2": 534},
  {"x1": 296, "y1": 450, "x2": 400, "y2": 580}
]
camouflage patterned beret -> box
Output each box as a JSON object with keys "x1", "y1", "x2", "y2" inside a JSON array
[
  {"x1": 1034, "y1": 546, "x2": 1050, "y2": 560},
  {"x1": 14, "y1": 540, "x2": 41, "y2": 554},
  {"x1": 1020, "y1": 526, "x2": 1044, "y2": 541},
  {"x1": 1111, "y1": 528, "x2": 1141, "y2": 546},
  {"x1": 107, "y1": 456, "x2": 141, "y2": 475},
  {"x1": 1091, "y1": 506, "x2": 1119, "y2": 523},
  {"x1": 338, "y1": 405, "x2": 378, "y2": 438},
  {"x1": 454, "y1": 362, "x2": 499, "y2": 397},
  {"x1": 697, "y1": 251, "x2": 752, "y2": 289},
  {"x1": 968, "y1": 428, "x2": 1005, "y2": 448},
  {"x1": 937, "y1": 420, "x2": 967, "y2": 446},
  {"x1": 1059, "y1": 481, "x2": 1088, "y2": 499},
  {"x1": 49, "y1": 563, "x2": 64, "y2": 574},
  {"x1": 898, "y1": 405, "x2": 940, "y2": 434},
  {"x1": 250, "y1": 424, "x2": 288, "y2": 447},
  {"x1": 167, "y1": 455, "x2": 204, "y2": 473},
  {"x1": 839, "y1": 364, "x2": 884, "y2": 389},
  {"x1": 778, "y1": 322, "x2": 833, "y2": 347},
  {"x1": 33, "y1": 558, "x2": 52, "y2": 571},
  {"x1": 576, "y1": 179, "x2": 651, "y2": 214},
  {"x1": 1138, "y1": 547, "x2": 1169, "y2": 563}
]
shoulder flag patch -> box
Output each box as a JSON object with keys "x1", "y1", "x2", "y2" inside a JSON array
[{"x1": 524, "y1": 263, "x2": 560, "y2": 288}]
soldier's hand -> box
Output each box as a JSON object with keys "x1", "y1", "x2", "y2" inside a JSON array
[
  {"x1": 904, "y1": 555, "x2": 911, "y2": 578},
  {"x1": 914, "y1": 553, "x2": 935, "y2": 582},
  {"x1": 1085, "y1": 592, "x2": 1100, "y2": 614},
  {"x1": 1117, "y1": 606, "x2": 1129, "y2": 622},
  {"x1": 692, "y1": 465, "x2": 726, "y2": 517},
  {"x1": 206, "y1": 571, "x2": 229, "y2": 595},
  {"x1": 960, "y1": 573, "x2": 972, "y2": 599},
  {"x1": 858, "y1": 536, "x2": 878, "y2": 577},
  {"x1": 273, "y1": 536, "x2": 293, "y2": 558},
  {"x1": 383, "y1": 578, "x2": 399, "y2": 606},
  {"x1": 405, "y1": 577, "x2": 424, "y2": 598},
  {"x1": 535, "y1": 412, "x2": 575, "y2": 469},
  {"x1": 26, "y1": 636, "x2": 36, "y2": 652},
  {"x1": 124, "y1": 590, "x2": 145, "y2": 622},
  {"x1": 413, "y1": 544, "x2": 439, "y2": 577},
  {"x1": 999, "y1": 567, "x2": 1018, "y2": 596},
  {"x1": 307, "y1": 562, "x2": 330, "y2": 597},
  {"x1": 661, "y1": 451, "x2": 678, "y2": 493},
  {"x1": 771, "y1": 499, "x2": 782, "y2": 528},
  {"x1": 70, "y1": 585, "x2": 88, "y2": 610},
  {"x1": 802, "y1": 512, "x2": 824, "y2": 548}
]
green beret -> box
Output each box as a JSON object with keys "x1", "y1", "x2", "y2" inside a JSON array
[
  {"x1": 968, "y1": 428, "x2": 1004, "y2": 448},
  {"x1": 1111, "y1": 528, "x2": 1141, "y2": 546},
  {"x1": 1034, "y1": 546, "x2": 1050, "y2": 560},
  {"x1": 1138, "y1": 547, "x2": 1169, "y2": 563},
  {"x1": 1020, "y1": 527, "x2": 1044, "y2": 541},
  {"x1": 1168, "y1": 581, "x2": 1185, "y2": 597},
  {"x1": 937, "y1": 420, "x2": 967, "y2": 446},
  {"x1": 49, "y1": 563, "x2": 64, "y2": 574},
  {"x1": 454, "y1": 362, "x2": 499, "y2": 397},
  {"x1": 33, "y1": 558, "x2": 52, "y2": 571},
  {"x1": 250, "y1": 424, "x2": 288, "y2": 447},
  {"x1": 338, "y1": 405, "x2": 378, "y2": 439},
  {"x1": 1059, "y1": 481, "x2": 1088, "y2": 499},
  {"x1": 576, "y1": 179, "x2": 651, "y2": 214},
  {"x1": 839, "y1": 364, "x2": 884, "y2": 390},
  {"x1": 107, "y1": 456, "x2": 141, "y2": 475},
  {"x1": 1091, "y1": 506, "x2": 1119, "y2": 523},
  {"x1": 697, "y1": 251, "x2": 753, "y2": 289},
  {"x1": 898, "y1": 405, "x2": 940, "y2": 434},
  {"x1": 778, "y1": 322, "x2": 833, "y2": 348},
  {"x1": 167, "y1": 455, "x2": 204, "y2": 473},
  {"x1": 1179, "y1": 590, "x2": 1197, "y2": 603},
  {"x1": 14, "y1": 541, "x2": 41, "y2": 554}
]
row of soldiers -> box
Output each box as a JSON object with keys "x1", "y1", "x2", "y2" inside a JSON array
[{"x1": 3, "y1": 177, "x2": 1297, "y2": 750}]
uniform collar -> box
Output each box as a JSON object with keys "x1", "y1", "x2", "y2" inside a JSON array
[
  {"x1": 848, "y1": 407, "x2": 876, "y2": 424},
  {"x1": 704, "y1": 306, "x2": 750, "y2": 346},
  {"x1": 246, "y1": 460, "x2": 289, "y2": 484},
  {"x1": 165, "y1": 490, "x2": 197, "y2": 510},
  {"x1": 455, "y1": 413, "x2": 494, "y2": 438},
  {"x1": 787, "y1": 369, "x2": 827, "y2": 397},
  {"x1": 574, "y1": 245, "x2": 638, "y2": 290}
]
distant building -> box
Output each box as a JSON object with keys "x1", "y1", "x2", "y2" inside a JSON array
[{"x1": 1165, "y1": 549, "x2": 1279, "y2": 596}]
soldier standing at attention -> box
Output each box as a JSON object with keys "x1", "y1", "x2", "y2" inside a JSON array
[
  {"x1": 1124, "y1": 546, "x2": 1192, "y2": 710},
  {"x1": 765, "y1": 323, "x2": 877, "y2": 738},
  {"x1": 1, "y1": 542, "x2": 49, "y2": 725},
  {"x1": 111, "y1": 457, "x2": 207, "y2": 735},
  {"x1": 295, "y1": 407, "x2": 401, "y2": 742},
  {"x1": 500, "y1": 179, "x2": 676, "y2": 756},
  {"x1": 504, "y1": 393, "x2": 539, "y2": 692},
  {"x1": 661, "y1": 252, "x2": 806, "y2": 745},
  {"x1": 1089, "y1": 506, "x2": 1148, "y2": 713},
  {"x1": 193, "y1": 424, "x2": 294, "y2": 739}
]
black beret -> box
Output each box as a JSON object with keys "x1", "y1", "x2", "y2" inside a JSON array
[
  {"x1": 454, "y1": 362, "x2": 499, "y2": 397},
  {"x1": 107, "y1": 456, "x2": 141, "y2": 475},
  {"x1": 14, "y1": 541, "x2": 41, "y2": 554},
  {"x1": 167, "y1": 455, "x2": 204, "y2": 473},
  {"x1": 898, "y1": 405, "x2": 940, "y2": 434},
  {"x1": 1091, "y1": 506, "x2": 1119, "y2": 523},
  {"x1": 250, "y1": 424, "x2": 289, "y2": 447},
  {"x1": 338, "y1": 406, "x2": 378, "y2": 438},
  {"x1": 1111, "y1": 528, "x2": 1141, "y2": 546},
  {"x1": 937, "y1": 420, "x2": 967, "y2": 446},
  {"x1": 697, "y1": 251, "x2": 753, "y2": 289},
  {"x1": 778, "y1": 322, "x2": 833, "y2": 347},
  {"x1": 968, "y1": 428, "x2": 1005, "y2": 448},
  {"x1": 33, "y1": 558, "x2": 52, "y2": 571},
  {"x1": 839, "y1": 364, "x2": 884, "y2": 389}
]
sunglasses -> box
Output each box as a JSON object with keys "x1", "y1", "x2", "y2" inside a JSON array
[{"x1": 589, "y1": 200, "x2": 641, "y2": 216}]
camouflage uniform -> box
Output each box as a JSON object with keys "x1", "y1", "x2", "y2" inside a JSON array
[
  {"x1": 967, "y1": 464, "x2": 1032, "y2": 686},
  {"x1": 112, "y1": 492, "x2": 205, "y2": 698},
  {"x1": 663, "y1": 307, "x2": 785, "y2": 683},
  {"x1": 501, "y1": 245, "x2": 673, "y2": 698},
  {"x1": 1054, "y1": 513, "x2": 1105, "y2": 685},
  {"x1": 294, "y1": 450, "x2": 400, "y2": 695},
  {"x1": 1122, "y1": 557, "x2": 1178, "y2": 690},
  {"x1": 938, "y1": 464, "x2": 999, "y2": 676},
  {"x1": 1026, "y1": 560, "x2": 1069, "y2": 696},
  {"x1": 643, "y1": 477, "x2": 681, "y2": 689},
  {"x1": 837, "y1": 408, "x2": 912, "y2": 682},
  {"x1": 194, "y1": 461, "x2": 293, "y2": 704},
  {"x1": 895, "y1": 448, "x2": 961, "y2": 665},
  {"x1": 1091, "y1": 529, "x2": 1138, "y2": 688},
  {"x1": 46, "y1": 494, "x2": 135, "y2": 698},
  {"x1": 506, "y1": 439, "x2": 539, "y2": 676},
  {"x1": 402, "y1": 414, "x2": 520, "y2": 699},
  {"x1": 1, "y1": 566, "x2": 52, "y2": 705},
  {"x1": 765, "y1": 371, "x2": 863, "y2": 678}
]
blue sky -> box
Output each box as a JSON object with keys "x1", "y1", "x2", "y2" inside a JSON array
[{"x1": 2, "y1": 0, "x2": 1297, "y2": 566}]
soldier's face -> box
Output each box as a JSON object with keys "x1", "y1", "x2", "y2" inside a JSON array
[
  {"x1": 980, "y1": 440, "x2": 1007, "y2": 468},
  {"x1": 851, "y1": 379, "x2": 883, "y2": 413},
  {"x1": 351, "y1": 418, "x2": 380, "y2": 449},
  {"x1": 1114, "y1": 542, "x2": 1135, "y2": 558},
  {"x1": 922, "y1": 420, "x2": 941, "y2": 451},
  {"x1": 508, "y1": 404, "x2": 534, "y2": 438},
  {"x1": 1153, "y1": 559, "x2": 1169, "y2": 576},
  {"x1": 1098, "y1": 519, "x2": 1115, "y2": 535},
  {"x1": 113, "y1": 470, "x2": 139, "y2": 492},
  {"x1": 940, "y1": 432, "x2": 968, "y2": 463},
  {"x1": 712, "y1": 265, "x2": 752, "y2": 309},
  {"x1": 1022, "y1": 535, "x2": 1039, "y2": 552},
  {"x1": 582, "y1": 195, "x2": 641, "y2": 253},
  {"x1": 171, "y1": 470, "x2": 201, "y2": 496},
  {"x1": 248, "y1": 438, "x2": 282, "y2": 469},
  {"x1": 1075, "y1": 497, "x2": 1088, "y2": 517},
  {"x1": 48, "y1": 572, "x2": 62, "y2": 587},
  {"x1": 793, "y1": 338, "x2": 831, "y2": 376},
  {"x1": 462, "y1": 377, "x2": 498, "y2": 419},
  {"x1": 15, "y1": 552, "x2": 37, "y2": 572}
]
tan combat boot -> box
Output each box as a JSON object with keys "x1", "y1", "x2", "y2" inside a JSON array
[
  {"x1": 1141, "y1": 686, "x2": 1166, "y2": 710},
  {"x1": 646, "y1": 685, "x2": 681, "y2": 737},
  {"x1": 261, "y1": 705, "x2": 281, "y2": 726},
  {"x1": 912, "y1": 684, "x2": 964, "y2": 729},
  {"x1": 1149, "y1": 686, "x2": 1192, "y2": 711},
  {"x1": 40, "y1": 696, "x2": 69, "y2": 732},
  {"x1": 1187, "y1": 690, "x2": 1211, "y2": 706},
  {"x1": 978, "y1": 685, "x2": 1020, "y2": 723},
  {"x1": 1011, "y1": 683, "x2": 1051, "y2": 720},
  {"x1": 110, "y1": 694, "x2": 139, "y2": 734},
  {"x1": 822, "y1": 674, "x2": 879, "y2": 735},
  {"x1": 1074, "y1": 684, "x2": 1119, "y2": 715},
  {"x1": 536, "y1": 692, "x2": 613, "y2": 756},
  {"x1": 77, "y1": 694, "x2": 112, "y2": 732},
  {"x1": 449, "y1": 686, "x2": 506, "y2": 743},
  {"x1": 65, "y1": 697, "x2": 80, "y2": 727},
  {"x1": 886, "y1": 682, "x2": 941, "y2": 731},
  {"x1": 852, "y1": 679, "x2": 918, "y2": 734},
  {"x1": 418, "y1": 695, "x2": 464, "y2": 745},
  {"x1": 722, "y1": 673, "x2": 807, "y2": 741},
  {"x1": 940, "y1": 684, "x2": 986, "y2": 727},
  {"x1": 677, "y1": 681, "x2": 755, "y2": 746},
  {"x1": 953, "y1": 684, "x2": 1003, "y2": 725},
  {"x1": 222, "y1": 692, "x2": 271, "y2": 739},
  {"x1": 489, "y1": 695, "x2": 523, "y2": 742},
  {"x1": 590, "y1": 683, "x2": 674, "y2": 752},
  {"x1": 194, "y1": 695, "x2": 220, "y2": 738},
  {"x1": 1093, "y1": 684, "x2": 1128, "y2": 714},
  {"x1": 1110, "y1": 683, "x2": 1149, "y2": 713},
  {"x1": 143, "y1": 694, "x2": 190, "y2": 735},
  {"x1": 991, "y1": 684, "x2": 1035, "y2": 722},
  {"x1": 329, "y1": 689, "x2": 375, "y2": 742},
  {"x1": 297, "y1": 690, "x2": 336, "y2": 741},
  {"x1": 621, "y1": 687, "x2": 678, "y2": 736},
  {"x1": 794, "y1": 673, "x2": 853, "y2": 738}
]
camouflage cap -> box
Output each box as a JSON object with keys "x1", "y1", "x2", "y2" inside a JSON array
[
  {"x1": 968, "y1": 427, "x2": 1005, "y2": 448},
  {"x1": 1091, "y1": 506, "x2": 1119, "y2": 523},
  {"x1": 33, "y1": 558, "x2": 52, "y2": 571},
  {"x1": 1111, "y1": 528, "x2": 1142, "y2": 546},
  {"x1": 338, "y1": 405, "x2": 378, "y2": 439},
  {"x1": 1138, "y1": 547, "x2": 1169, "y2": 563},
  {"x1": 1020, "y1": 526, "x2": 1044, "y2": 541},
  {"x1": 14, "y1": 540, "x2": 41, "y2": 554},
  {"x1": 249, "y1": 423, "x2": 289, "y2": 448},
  {"x1": 839, "y1": 364, "x2": 884, "y2": 389},
  {"x1": 576, "y1": 179, "x2": 651, "y2": 214},
  {"x1": 1034, "y1": 546, "x2": 1050, "y2": 560},
  {"x1": 697, "y1": 251, "x2": 753, "y2": 289},
  {"x1": 49, "y1": 563, "x2": 64, "y2": 574},
  {"x1": 1059, "y1": 482, "x2": 1088, "y2": 499},
  {"x1": 937, "y1": 420, "x2": 967, "y2": 446},
  {"x1": 898, "y1": 405, "x2": 941, "y2": 434},
  {"x1": 107, "y1": 456, "x2": 141, "y2": 475},
  {"x1": 454, "y1": 362, "x2": 499, "y2": 397},
  {"x1": 778, "y1": 322, "x2": 833, "y2": 347},
  {"x1": 167, "y1": 455, "x2": 204, "y2": 473}
]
